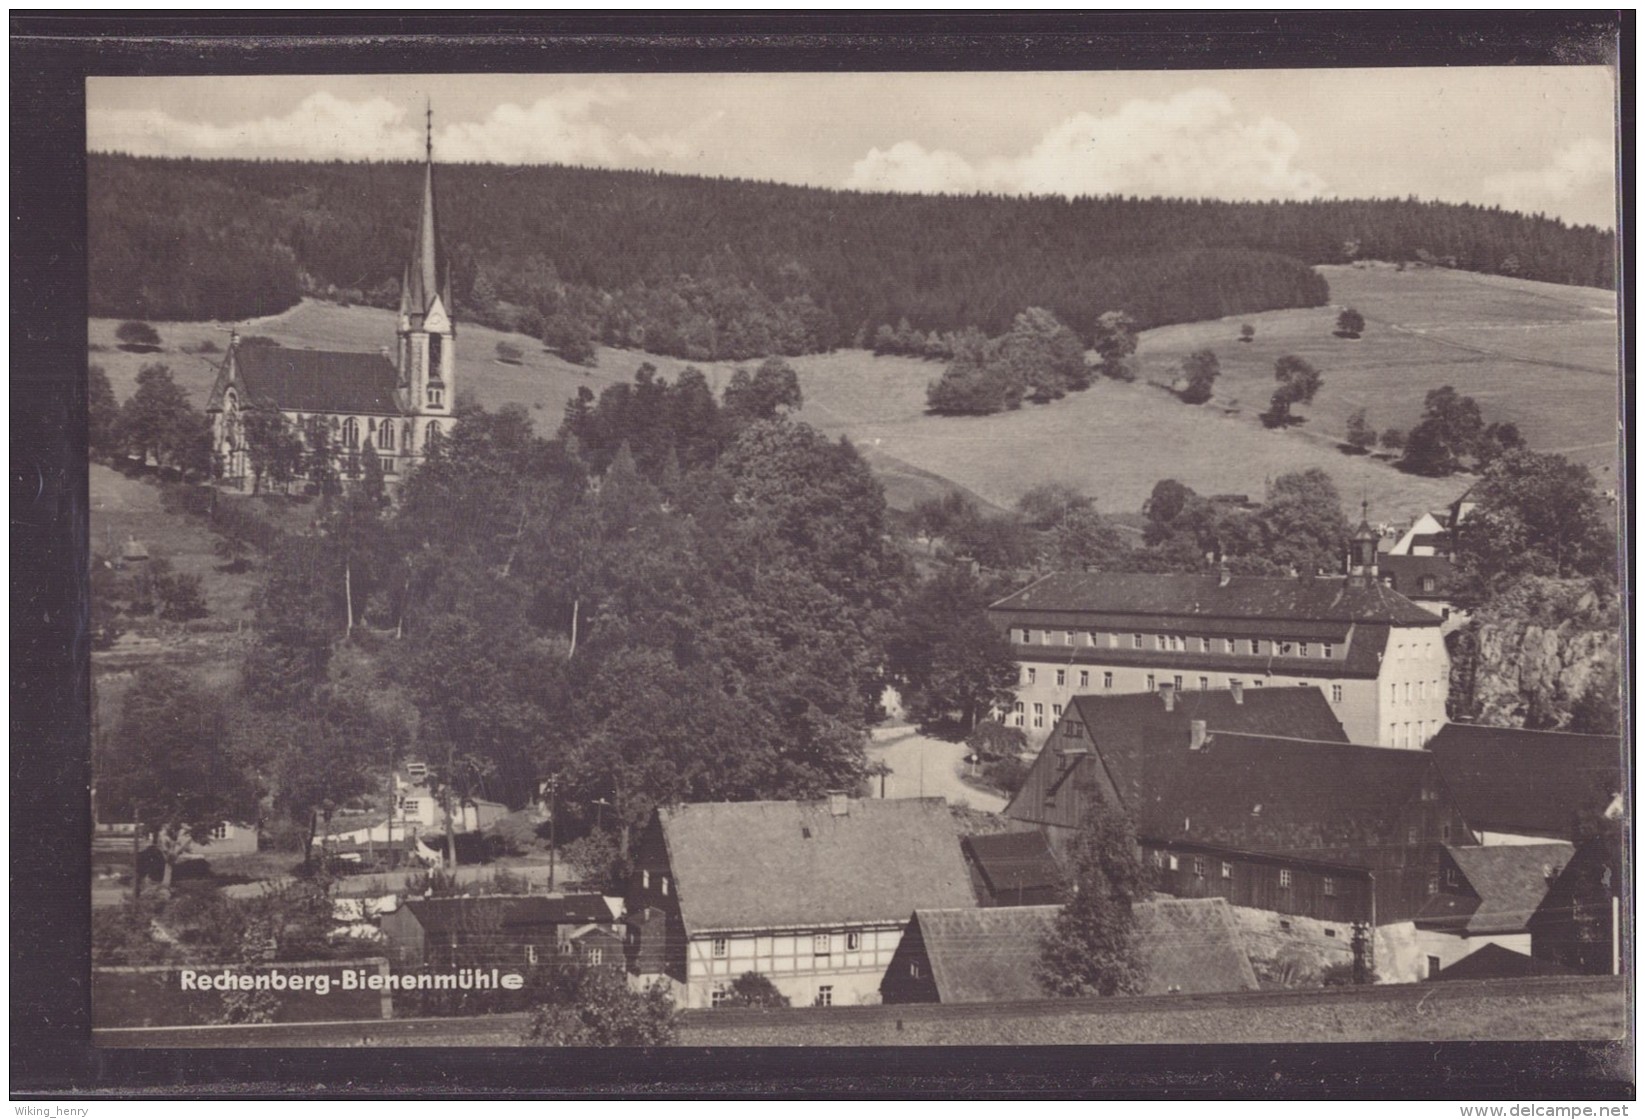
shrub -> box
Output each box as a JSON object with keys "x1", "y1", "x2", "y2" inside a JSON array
[
  {"x1": 720, "y1": 972, "x2": 790, "y2": 1008},
  {"x1": 116, "y1": 321, "x2": 161, "y2": 350},
  {"x1": 521, "y1": 967, "x2": 680, "y2": 1046}
]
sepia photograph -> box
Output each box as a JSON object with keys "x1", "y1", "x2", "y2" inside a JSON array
[{"x1": 11, "y1": 14, "x2": 1630, "y2": 1099}]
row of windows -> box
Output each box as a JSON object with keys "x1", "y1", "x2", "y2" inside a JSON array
[
  {"x1": 1388, "y1": 721, "x2": 1437, "y2": 749},
  {"x1": 1016, "y1": 671, "x2": 1345, "y2": 711},
  {"x1": 1393, "y1": 639, "x2": 1441, "y2": 661},
  {"x1": 1153, "y1": 851, "x2": 1338, "y2": 896},
  {"x1": 1390, "y1": 680, "x2": 1444, "y2": 704},
  {"x1": 709, "y1": 932, "x2": 863, "y2": 958},
  {"x1": 640, "y1": 869, "x2": 671, "y2": 897},
  {"x1": 1016, "y1": 629, "x2": 1337, "y2": 660},
  {"x1": 524, "y1": 944, "x2": 604, "y2": 966}
]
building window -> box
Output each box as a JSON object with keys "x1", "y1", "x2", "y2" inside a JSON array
[
  {"x1": 425, "y1": 420, "x2": 443, "y2": 450},
  {"x1": 1428, "y1": 872, "x2": 1439, "y2": 895},
  {"x1": 1152, "y1": 849, "x2": 1165, "y2": 868},
  {"x1": 1041, "y1": 630, "x2": 1052, "y2": 646},
  {"x1": 815, "y1": 986, "x2": 833, "y2": 1007},
  {"x1": 909, "y1": 961, "x2": 922, "y2": 979},
  {"x1": 1167, "y1": 854, "x2": 1179, "y2": 871},
  {"x1": 1033, "y1": 703, "x2": 1044, "y2": 729},
  {"x1": 428, "y1": 386, "x2": 444, "y2": 407},
  {"x1": 1325, "y1": 928, "x2": 1337, "y2": 938},
  {"x1": 1390, "y1": 683, "x2": 1399, "y2": 704},
  {"x1": 1221, "y1": 861, "x2": 1234, "y2": 880},
  {"x1": 1103, "y1": 672, "x2": 1113, "y2": 690},
  {"x1": 813, "y1": 934, "x2": 831, "y2": 957},
  {"x1": 1249, "y1": 639, "x2": 1261, "y2": 655},
  {"x1": 1331, "y1": 684, "x2": 1344, "y2": 703},
  {"x1": 642, "y1": 870, "x2": 650, "y2": 890},
  {"x1": 1064, "y1": 722, "x2": 1083, "y2": 739},
  {"x1": 1133, "y1": 634, "x2": 1144, "y2": 649},
  {"x1": 1108, "y1": 634, "x2": 1119, "y2": 649},
  {"x1": 1013, "y1": 701, "x2": 1024, "y2": 728},
  {"x1": 378, "y1": 422, "x2": 395, "y2": 450},
  {"x1": 661, "y1": 876, "x2": 670, "y2": 896},
  {"x1": 1019, "y1": 628, "x2": 1030, "y2": 644},
  {"x1": 526, "y1": 945, "x2": 539, "y2": 965},
  {"x1": 1446, "y1": 867, "x2": 1461, "y2": 888},
  {"x1": 1086, "y1": 631, "x2": 1098, "y2": 647},
  {"x1": 846, "y1": 932, "x2": 861, "y2": 951},
  {"x1": 1421, "y1": 576, "x2": 1436, "y2": 593},
  {"x1": 1278, "y1": 869, "x2": 1292, "y2": 889},
  {"x1": 1156, "y1": 635, "x2": 1168, "y2": 651},
  {"x1": 1026, "y1": 667, "x2": 1036, "y2": 685},
  {"x1": 1323, "y1": 644, "x2": 1334, "y2": 659},
  {"x1": 1418, "y1": 680, "x2": 1427, "y2": 700},
  {"x1": 1173, "y1": 675, "x2": 1183, "y2": 691},
  {"x1": 1441, "y1": 823, "x2": 1451, "y2": 842},
  {"x1": 1427, "y1": 955, "x2": 1442, "y2": 979},
  {"x1": 1198, "y1": 676, "x2": 1209, "y2": 691},
  {"x1": 342, "y1": 417, "x2": 360, "y2": 449},
  {"x1": 712, "y1": 937, "x2": 728, "y2": 958},
  {"x1": 1064, "y1": 630, "x2": 1074, "y2": 646},
  {"x1": 583, "y1": 948, "x2": 604, "y2": 966},
  {"x1": 1225, "y1": 639, "x2": 1237, "y2": 654},
  {"x1": 1055, "y1": 669, "x2": 1066, "y2": 687},
  {"x1": 400, "y1": 799, "x2": 420, "y2": 815},
  {"x1": 1323, "y1": 877, "x2": 1336, "y2": 897},
  {"x1": 1052, "y1": 704, "x2": 1063, "y2": 718},
  {"x1": 1251, "y1": 679, "x2": 1263, "y2": 687},
  {"x1": 1145, "y1": 674, "x2": 1156, "y2": 691},
  {"x1": 1405, "y1": 682, "x2": 1412, "y2": 702},
  {"x1": 1079, "y1": 670, "x2": 1090, "y2": 689},
  {"x1": 1229, "y1": 678, "x2": 1242, "y2": 691},
  {"x1": 1200, "y1": 638, "x2": 1211, "y2": 653},
  {"x1": 1193, "y1": 857, "x2": 1206, "y2": 877},
  {"x1": 711, "y1": 987, "x2": 730, "y2": 1008}
]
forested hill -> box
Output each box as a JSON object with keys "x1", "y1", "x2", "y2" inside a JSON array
[{"x1": 90, "y1": 154, "x2": 1615, "y2": 361}]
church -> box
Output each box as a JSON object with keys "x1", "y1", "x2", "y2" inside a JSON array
[{"x1": 208, "y1": 114, "x2": 456, "y2": 489}]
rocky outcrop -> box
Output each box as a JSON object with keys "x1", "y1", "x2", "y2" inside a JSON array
[{"x1": 1447, "y1": 577, "x2": 1621, "y2": 730}]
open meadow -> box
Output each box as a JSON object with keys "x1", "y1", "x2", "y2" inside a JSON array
[{"x1": 90, "y1": 262, "x2": 1619, "y2": 525}]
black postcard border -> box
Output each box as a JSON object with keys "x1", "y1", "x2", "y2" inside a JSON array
[{"x1": 10, "y1": 11, "x2": 1634, "y2": 1099}]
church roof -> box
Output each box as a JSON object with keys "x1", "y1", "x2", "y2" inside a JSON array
[{"x1": 216, "y1": 345, "x2": 405, "y2": 417}]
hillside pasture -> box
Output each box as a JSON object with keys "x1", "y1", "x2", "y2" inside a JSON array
[{"x1": 90, "y1": 263, "x2": 1619, "y2": 525}]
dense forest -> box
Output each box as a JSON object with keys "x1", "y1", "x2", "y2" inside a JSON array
[{"x1": 90, "y1": 154, "x2": 1616, "y2": 359}]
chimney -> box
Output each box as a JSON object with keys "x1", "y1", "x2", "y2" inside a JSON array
[
  {"x1": 827, "y1": 791, "x2": 850, "y2": 817},
  {"x1": 1189, "y1": 720, "x2": 1207, "y2": 751},
  {"x1": 1230, "y1": 681, "x2": 1244, "y2": 705},
  {"x1": 1159, "y1": 683, "x2": 1175, "y2": 712}
]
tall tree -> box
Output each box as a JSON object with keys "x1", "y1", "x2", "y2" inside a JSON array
[
  {"x1": 118, "y1": 363, "x2": 191, "y2": 467},
  {"x1": 1091, "y1": 310, "x2": 1139, "y2": 381},
  {"x1": 1036, "y1": 796, "x2": 1150, "y2": 997},
  {"x1": 98, "y1": 667, "x2": 256, "y2": 888},
  {"x1": 1263, "y1": 355, "x2": 1323, "y2": 427},
  {"x1": 1178, "y1": 348, "x2": 1220, "y2": 404},
  {"x1": 88, "y1": 364, "x2": 120, "y2": 461},
  {"x1": 1454, "y1": 449, "x2": 1616, "y2": 590},
  {"x1": 1257, "y1": 468, "x2": 1350, "y2": 575}
]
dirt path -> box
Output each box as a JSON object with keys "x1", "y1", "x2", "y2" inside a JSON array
[{"x1": 866, "y1": 730, "x2": 1006, "y2": 814}]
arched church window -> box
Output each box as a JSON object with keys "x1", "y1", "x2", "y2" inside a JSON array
[
  {"x1": 342, "y1": 417, "x2": 360, "y2": 449},
  {"x1": 425, "y1": 421, "x2": 443, "y2": 450},
  {"x1": 403, "y1": 421, "x2": 415, "y2": 449},
  {"x1": 378, "y1": 421, "x2": 395, "y2": 450},
  {"x1": 428, "y1": 333, "x2": 443, "y2": 376}
]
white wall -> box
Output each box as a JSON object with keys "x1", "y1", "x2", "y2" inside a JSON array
[{"x1": 682, "y1": 926, "x2": 904, "y2": 1009}]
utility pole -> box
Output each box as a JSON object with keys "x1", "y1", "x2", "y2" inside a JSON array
[{"x1": 546, "y1": 775, "x2": 559, "y2": 893}]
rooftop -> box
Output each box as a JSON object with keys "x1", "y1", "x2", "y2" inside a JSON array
[
  {"x1": 657, "y1": 798, "x2": 976, "y2": 934},
  {"x1": 400, "y1": 894, "x2": 614, "y2": 935},
  {"x1": 908, "y1": 897, "x2": 1257, "y2": 1004},
  {"x1": 1428, "y1": 723, "x2": 1624, "y2": 838},
  {"x1": 990, "y1": 571, "x2": 1442, "y2": 628},
  {"x1": 212, "y1": 345, "x2": 404, "y2": 417},
  {"x1": 1415, "y1": 842, "x2": 1574, "y2": 935}
]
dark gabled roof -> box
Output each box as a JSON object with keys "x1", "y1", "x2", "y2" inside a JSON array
[
  {"x1": 961, "y1": 830, "x2": 1066, "y2": 897},
  {"x1": 1428, "y1": 723, "x2": 1624, "y2": 838},
  {"x1": 1379, "y1": 554, "x2": 1459, "y2": 599},
  {"x1": 1005, "y1": 686, "x2": 1348, "y2": 832},
  {"x1": 1144, "y1": 732, "x2": 1441, "y2": 851},
  {"x1": 989, "y1": 571, "x2": 1442, "y2": 628},
  {"x1": 1005, "y1": 627, "x2": 1391, "y2": 680},
  {"x1": 658, "y1": 799, "x2": 976, "y2": 933},
  {"x1": 1415, "y1": 843, "x2": 1573, "y2": 935},
  {"x1": 401, "y1": 894, "x2": 612, "y2": 935},
  {"x1": 911, "y1": 898, "x2": 1257, "y2": 1003},
  {"x1": 213, "y1": 345, "x2": 405, "y2": 416},
  {"x1": 1434, "y1": 943, "x2": 1576, "y2": 981}
]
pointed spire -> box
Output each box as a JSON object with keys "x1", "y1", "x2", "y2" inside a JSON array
[{"x1": 405, "y1": 98, "x2": 444, "y2": 319}]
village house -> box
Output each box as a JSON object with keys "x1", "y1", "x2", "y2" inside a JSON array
[
  {"x1": 380, "y1": 893, "x2": 621, "y2": 970},
  {"x1": 988, "y1": 523, "x2": 1447, "y2": 749},
  {"x1": 1426, "y1": 723, "x2": 1625, "y2": 845},
  {"x1": 207, "y1": 112, "x2": 455, "y2": 490},
  {"x1": 1407, "y1": 842, "x2": 1575, "y2": 978},
  {"x1": 624, "y1": 796, "x2": 976, "y2": 1009},
  {"x1": 1526, "y1": 824, "x2": 1626, "y2": 976},
  {"x1": 879, "y1": 897, "x2": 1258, "y2": 1005},
  {"x1": 1006, "y1": 686, "x2": 1477, "y2": 982}
]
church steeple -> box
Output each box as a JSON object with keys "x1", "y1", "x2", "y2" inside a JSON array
[
  {"x1": 1348, "y1": 498, "x2": 1379, "y2": 582},
  {"x1": 398, "y1": 100, "x2": 454, "y2": 427}
]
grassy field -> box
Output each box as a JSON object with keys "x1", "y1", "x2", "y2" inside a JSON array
[{"x1": 90, "y1": 262, "x2": 1618, "y2": 525}]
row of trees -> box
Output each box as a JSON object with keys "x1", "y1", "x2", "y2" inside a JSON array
[
  {"x1": 99, "y1": 154, "x2": 1622, "y2": 356},
  {"x1": 90, "y1": 363, "x2": 213, "y2": 476},
  {"x1": 1342, "y1": 386, "x2": 1527, "y2": 476}
]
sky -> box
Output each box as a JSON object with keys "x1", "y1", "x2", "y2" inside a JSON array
[{"x1": 87, "y1": 68, "x2": 1618, "y2": 229}]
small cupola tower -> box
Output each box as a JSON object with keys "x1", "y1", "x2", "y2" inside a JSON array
[
  {"x1": 1347, "y1": 499, "x2": 1379, "y2": 584},
  {"x1": 398, "y1": 100, "x2": 455, "y2": 424}
]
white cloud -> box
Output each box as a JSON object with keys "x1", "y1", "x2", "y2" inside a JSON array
[
  {"x1": 846, "y1": 88, "x2": 1327, "y2": 202},
  {"x1": 87, "y1": 87, "x2": 699, "y2": 168},
  {"x1": 1482, "y1": 138, "x2": 1615, "y2": 226}
]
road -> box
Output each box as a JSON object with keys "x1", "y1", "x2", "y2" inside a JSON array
[{"x1": 865, "y1": 730, "x2": 1007, "y2": 814}]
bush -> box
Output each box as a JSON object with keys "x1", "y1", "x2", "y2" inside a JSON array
[
  {"x1": 719, "y1": 972, "x2": 790, "y2": 1008},
  {"x1": 982, "y1": 754, "x2": 1031, "y2": 796},
  {"x1": 117, "y1": 321, "x2": 161, "y2": 350},
  {"x1": 495, "y1": 341, "x2": 524, "y2": 364},
  {"x1": 521, "y1": 967, "x2": 680, "y2": 1046}
]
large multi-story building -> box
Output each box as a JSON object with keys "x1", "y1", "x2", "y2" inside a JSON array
[{"x1": 987, "y1": 523, "x2": 1448, "y2": 748}]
